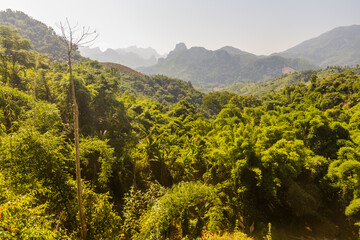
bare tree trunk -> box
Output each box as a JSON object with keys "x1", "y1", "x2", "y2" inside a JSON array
[
  {"x1": 33, "y1": 77, "x2": 36, "y2": 126},
  {"x1": 68, "y1": 51, "x2": 87, "y2": 240},
  {"x1": 59, "y1": 19, "x2": 97, "y2": 240},
  {"x1": 33, "y1": 66, "x2": 36, "y2": 127}
]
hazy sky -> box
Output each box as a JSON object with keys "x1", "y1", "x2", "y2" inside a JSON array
[{"x1": 2, "y1": 0, "x2": 360, "y2": 55}]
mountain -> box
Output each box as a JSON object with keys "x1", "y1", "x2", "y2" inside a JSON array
[
  {"x1": 79, "y1": 46, "x2": 103, "y2": 57},
  {"x1": 79, "y1": 46, "x2": 162, "y2": 68},
  {"x1": 0, "y1": 9, "x2": 82, "y2": 62},
  {"x1": 219, "y1": 46, "x2": 257, "y2": 57},
  {"x1": 275, "y1": 25, "x2": 360, "y2": 67},
  {"x1": 119, "y1": 45, "x2": 164, "y2": 59},
  {"x1": 139, "y1": 43, "x2": 317, "y2": 91}
]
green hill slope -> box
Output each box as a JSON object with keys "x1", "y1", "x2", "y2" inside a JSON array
[
  {"x1": 225, "y1": 66, "x2": 360, "y2": 97},
  {"x1": 98, "y1": 62, "x2": 203, "y2": 107},
  {"x1": 0, "y1": 9, "x2": 83, "y2": 62}
]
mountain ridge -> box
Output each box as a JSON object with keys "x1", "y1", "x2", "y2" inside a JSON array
[
  {"x1": 79, "y1": 45, "x2": 164, "y2": 68},
  {"x1": 139, "y1": 43, "x2": 318, "y2": 91},
  {"x1": 119, "y1": 45, "x2": 163, "y2": 59},
  {"x1": 274, "y1": 25, "x2": 360, "y2": 67}
]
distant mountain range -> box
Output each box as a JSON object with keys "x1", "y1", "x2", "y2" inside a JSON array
[
  {"x1": 121, "y1": 45, "x2": 164, "y2": 59},
  {"x1": 274, "y1": 25, "x2": 360, "y2": 67},
  {"x1": 138, "y1": 25, "x2": 360, "y2": 90},
  {"x1": 1, "y1": 9, "x2": 359, "y2": 92},
  {"x1": 79, "y1": 46, "x2": 164, "y2": 68},
  {"x1": 139, "y1": 43, "x2": 317, "y2": 91},
  {"x1": 0, "y1": 9, "x2": 163, "y2": 67}
]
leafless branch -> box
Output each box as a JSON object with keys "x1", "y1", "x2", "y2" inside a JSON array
[{"x1": 58, "y1": 18, "x2": 98, "y2": 52}]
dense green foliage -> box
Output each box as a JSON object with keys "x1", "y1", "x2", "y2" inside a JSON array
[
  {"x1": 139, "y1": 43, "x2": 318, "y2": 91},
  {"x1": 1, "y1": 23, "x2": 360, "y2": 240},
  {"x1": 120, "y1": 73, "x2": 203, "y2": 108}
]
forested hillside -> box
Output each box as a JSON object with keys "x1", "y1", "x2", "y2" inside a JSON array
[
  {"x1": 1, "y1": 23, "x2": 360, "y2": 240},
  {"x1": 100, "y1": 62, "x2": 203, "y2": 107},
  {"x1": 226, "y1": 65, "x2": 360, "y2": 97},
  {"x1": 0, "y1": 9, "x2": 83, "y2": 61}
]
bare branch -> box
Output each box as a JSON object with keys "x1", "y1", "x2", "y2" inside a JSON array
[{"x1": 58, "y1": 19, "x2": 98, "y2": 52}]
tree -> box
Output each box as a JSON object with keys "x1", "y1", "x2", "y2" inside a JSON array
[
  {"x1": 137, "y1": 182, "x2": 225, "y2": 239},
  {"x1": 59, "y1": 19, "x2": 97, "y2": 240},
  {"x1": 0, "y1": 25, "x2": 34, "y2": 88},
  {"x1": 202, "y1": 91, "x2": 237, "y2": 115}
]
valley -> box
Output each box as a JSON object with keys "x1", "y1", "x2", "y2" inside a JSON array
[{"x1": 0, "y1": 8, "x2": 360, "y2": 240}]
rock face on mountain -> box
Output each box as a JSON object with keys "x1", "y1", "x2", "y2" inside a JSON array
[
  {"x1": 139, "y1": 43, "x2": 317, "y2": 90},
  {"x1": 274, "y1": 25, "x2": 360, "y2": 67}
]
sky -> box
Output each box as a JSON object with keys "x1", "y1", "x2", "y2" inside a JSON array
[{"x1": 1, "y1": 0, "x2": 360, "y2": 55}]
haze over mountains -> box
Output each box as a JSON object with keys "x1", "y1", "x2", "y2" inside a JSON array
[
  {"x1": 274, "y1": 25, "x2": 360, "y2": 67},
  {"x1": 79, "y1": 25, "x2": 360, "y2": 75},
  {"x1": 138, "y1": 25, "x2": 360, "y2": 90},
  {"x1": 139, "y1": 43, "x2": 317, "y2": 90},
  {"x1": 79, "y1": 45, "x2": 165, "y2": 68}
]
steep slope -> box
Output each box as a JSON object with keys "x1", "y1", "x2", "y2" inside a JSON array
[
  {"x1": 139, "y1": 43, "x2": 317, "y2": 91},
  {"x1": 275, "y1": 25, "x2": 360, "y2": 67},
  {"x1": 0, "y1": 9, "x2": 83, "y2": 62},
  {"x1": 100, "y1": 62, "x2": 146, "y2": 78}
]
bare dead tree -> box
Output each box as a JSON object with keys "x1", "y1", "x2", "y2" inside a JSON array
[{"x1": 59, "y1": 19, "x2": 98, "y2": 240}]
